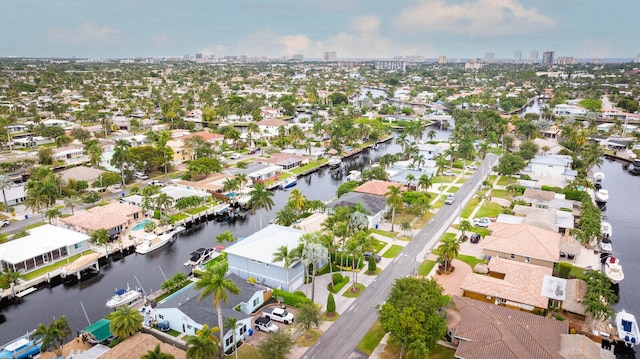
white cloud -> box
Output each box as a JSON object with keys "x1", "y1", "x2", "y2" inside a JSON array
[
  {"x1": 395, "y1": 0, "x2": 555, "y2": 37},
  {"x1": 198, "y1": 44, "x2": 227, "y2": 56},
  {"x1": 48, "y1": 22, "x2": 124, "y2": 46}
]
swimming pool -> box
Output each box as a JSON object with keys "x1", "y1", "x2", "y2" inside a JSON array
[
  {"x1": 132, "y1": 219, "x2": 152, "y2": 231},
  {"x1": 344, "y1": 146, "x2": 353, "y2": 151}
]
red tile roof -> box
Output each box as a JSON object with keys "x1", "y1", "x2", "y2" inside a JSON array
[{"x1": 353, "y1": 180, "x2": 406, "y2": 197}]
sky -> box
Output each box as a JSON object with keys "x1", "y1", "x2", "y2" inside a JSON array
[{"x1": 2, "y1": 0, "x2": 639, "y2": 59}]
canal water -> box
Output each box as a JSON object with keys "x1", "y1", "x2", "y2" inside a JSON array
[{"x1": 0, "y1": 127, "x2": 451, "y2": 343}]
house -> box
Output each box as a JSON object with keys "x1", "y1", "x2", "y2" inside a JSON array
[
  {"x1": 417, "y1": 143, "x2": 449, "y2": 160},
  {"x1": 152, "y1": 275, "x2": 265, "y2": 354},
  {"x1": 225, "y1": 225, "x2": 309, "y2": 291},
  {"x1": 522, "y1": 155, "x2": 577, "y2": 186},
  {"x1": 120, "y1": 185, "x2": 211, "y2": 208},
  {"x1": 166, "y1": 139, "x2": 189, "y2": 164},
  {"x1": 511, "y1": 205, "x2": 575, "y2": 235},
  {"x1": 256, "y1": 119, "x2": 289, "y2": 137},
  {"x1": 0, "y1": 224, "x2": 90, "y2": 273},
  {"x1": 482, "y1": 222, "x2": 561, "y2": 268},
  {"x1": 447, "y1": 296, "x2": 567, "y2": 359},
  {"x1": 58, "y1": 166, "x2": 107, "y2": 185},
  {"x1": 532, "y1": 137, "x2": 565, "y2": 154},
  {"x1": 553, "y1": 104, "x2": 586, "y2": 117},
  {"x1": 180, "y1": 131, "x2": 225, "y2": 152},
  {"x1": 326, "y1": 192, "x2": 387, "y2": 228},
  {"x1": 353, "y1": 180, "x2": 406, "y2": 197},
  {"x1": 0, "y1": 181, "x2": 27, "y2": 206},
  {"x1": 515, "y1": 188, "x2": 575, "y2": 210},
  {"x1": 460, "y1": 257, "x2": 553, "y2": 312},
  {"x1": 60, "y1": 202, "x2": 143, "y2": 238},
  {"x1": 225, "y1": 163, "x2": 282, "y2": 183},
  {"x1": 52, "y1": 146, "x2": 87, "y2": 165},
  {"x1": 255, "y1": 152, "x2": 308, "y2": 170}
]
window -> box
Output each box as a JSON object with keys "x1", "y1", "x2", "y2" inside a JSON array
[
  {"x1": 253, "y1": 297, "x2": 260, "y2": 306},
  {"x1": 158, "y1": 314, "x2": 164, "y2": 319},
  {"x1": 225, "y1": 336, "x2": 233, "y2": 346},
  {"x1": 239, "y1": 324, "x2": 246, "y2": 335},
  {"x1": 187, "y1": 325, "x2": 192, "y2": 329},
  {"x1": 74, "y1": 243, "x2": 83, "y2": 249},
  {"x1": 510, "y1": 253, "x2": 515, "y2": 259}
]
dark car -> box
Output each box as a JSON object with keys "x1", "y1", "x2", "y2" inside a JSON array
[
  {"x1": 470, "y1": 233, "x2": 481, "y2": 243},
  {"x1": 363, "y1": 251, "x2": 381, "y2": 263}
]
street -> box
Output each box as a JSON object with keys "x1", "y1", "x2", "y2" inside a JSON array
[{"x1": 301, "y1": 154, "x2": 498, "y2": 359}]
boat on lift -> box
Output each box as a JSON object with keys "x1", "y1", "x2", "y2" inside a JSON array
[
  {"x1": 106, "y1": 286, "x2": 142, "y2": 308},
  {"x1": 593, "y1": 172, "x2": 605, "y2": 189},
  {"x1": 328, "y1": 156, "x2": 342, "y2": 167},
  {"x1": 616, "y1": 310, "x2": 640, "y2": 346},
  {"x1": 595, "y1": 189, "x2": 609, "y2": 203},
  {"x1": 601, "y1": 220, "x2": 613, "y2": 239},
  {"x1": 280, "y1": 176, "x2": 297, "y2": 189},
  {"x1": 604, "y1": 256, "x2": 624, "y2": 284},
  {"x1": 0, "y1": 330, "x2": 42, "y2": 359},
  {"x1": 184, "y1": 247, "x2": 219, "y2": 267},
  {"x1": 345, "y1": 170, "x2": 362, "y2": 182}
]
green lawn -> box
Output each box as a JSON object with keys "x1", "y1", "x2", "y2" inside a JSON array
[
  {"x1": 440, "y1": 232, "x2": 457, "y2": 243},
  {"x1": 235, "y1": 344, "x2": 261, "y2": 359},
  {"x1": 185, "y1": 205, "x2": 208, "y2": 215},
  {"x1": 461, "y1": 197, "x2": 480, "y2": 219},
  {"x1": 490, "y1": 189, "x2": 511, "y2": 200},
  {"x1": 342, "y1": 283, "x2": 366, "y2": 298},
  {"x1": 475, "y1": 202, "x2": 504, "y2": 218},
  {"x1": 25, "y1": 222, "x2": 46, "y2": 230},
  {"x1": 457, "y1": 253, "x2": 486, "y2": 269},
  {"x1": 290, "y1": 159, "x2": 328, "y2": 175},
  {"x1": 497, "y1": 176, "x2": 517, "y2": 186},
  {"x1": 382, "y1": 244, "x2": 403, "y2": 258},
  {"x1": 446, "y1": 186, "x2": 460, "y2": 193},
  {"x1": 357, "y1": 321, "x2": 386, "y2": 355},
  {"x1": 369, "y1": 228, "x2": 396, "y2": 238},
  {"x1": 470, "y1": 227, "x2": 491, "y2": 237},
  {"x1": 418, "y1": 260, "x2": 437, "y2": 276},
  {"x1": 570, "y1": 265, "x2": 586, "y2": 279},
  {"x1": 22, "y1": 250, "x2": 96, "y2": 280},
  {"x1": 372, "y1": 239, "x2": 387, "y2": 253},
  {"x1": 170, "y1": 213, "x2": 189, "y2": 221}
]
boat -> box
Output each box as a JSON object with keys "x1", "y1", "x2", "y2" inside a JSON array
[
  {"x1": 328, "y1": 156, "x2": 342, "y2": 167},
  {"x1": 135, "y1": 232, "x2": 176, "y2": 254},
  {"x1": 616, "y1": 310, "x2": 640, "y2": 346},
  {"x1": 604, "y1": 257, "x2": 624, "y2": 284},
  {"x1": 184, "y1": 247, "x2": 219, "y2": 267},
  {"x1": 345, "y1": 170, "x2": 362, "y2": 182},
  {"x1": 599, "y1": 238, "x2": 613, "y2": 253},
  {"x1": 601, "y1": 221, "x2": 613, "y2": 239},
  {"x1": 0, "y1": 330, "x2": 42, "y2": 359},
  {"x1": 106, "y1": 286, "x2": 142, "y2": 308},
  {"x1": 280, "y1": 176, "x2": 297, "y2": 189},
  {"x1": 594, "y1": 172, "x2": 605, "y2": 189},
  {"x1": 595, "y1": 189, "x2": 609, "y2": 203}
]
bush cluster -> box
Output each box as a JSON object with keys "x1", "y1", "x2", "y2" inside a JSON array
[{"x1": 273, "y1": 288, "x2": 312, "y2": 307}]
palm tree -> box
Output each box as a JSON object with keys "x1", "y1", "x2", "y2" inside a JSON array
[
  {"x1": 63, "y1": 195, "x2": 82, "y2": 215},
  {"x1": 384, "y1": 185, "x2": 403, "y2": 232},
  {"x1": 299, "y1": 232, "x2": 328, "y2": 302},
  {"x1": 111, "y1": 139, "x2": 132, "y2": 186},
  {"x1": 458, "y1": 219, "x2": 472, "y2": 240},
  {"x1": 0, "y1": 175, "x2": 12, "y2": 211},
  {"x1": 141, "y1": 344, "x2": 175, "y2": 359},
  {"x1": 186, "y1": 324, "x2": 219, "y2": 359},
  {"x1": 33, "y1": 316, "x2": 71, "y2": 357},
  {"x1": 195, "y1": 261, "x2": 241, "y2": 355},
  {"x1": 405, "y1": 174, "x2": 415, "y2": 189},
  {"x1": 437, "y1": 236, "x2": 460, "y2": 273},
  {"x1": 427, "y1": 129, "x2": 437, "y2": 141},
  {"x1": 288, "y1": 188, "x2": 306, "y2": 213},
  {"x1": 248, "y1": 183, "x2": 275, "y2": 229},
  {"x1": 45, "y1": 208, "x2": 61, "y2": 224},
  {"x1": 346, "y1": 230, "x2": 373, "y2": 289},
  {"x1": 417, "y1": 174, "x2": 433, "y2": 193},
  {"x1": 215, "y1": 229, "x2": 236, "y2": 245},
  {"x1": 233, "y1": 173, "x2": 248, "y2": 191},
  {"x1": 224, "y1": 317, "x2": 241, "y2": 359},
  {"x1": 107, "y1": 305, "x2": 143, "y2": 339},
  {"x1": 272, "y1": 245, "x2": 299, "y2": 292},
  {"x1": 154, "y1": 193, "x2": 174, "y2": 218}
]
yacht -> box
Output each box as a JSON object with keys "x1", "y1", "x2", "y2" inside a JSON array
[
  {"x1": 106, "y1": 287, "x2": 142, "y2": 308},
  {"x1": 328, "y1": 156, "x2": 342, "y2": 167},
  {"x1": 280, "y1": 176, "x2": 297, "y2": 189},
  {"x1": 595, "y1": 189, "x2": 609, "y2": 203},
  {"x1": 601, "y1": 221, "x2": 613, "y2": 239},
  {"x1": 604, "y1": 257, "x2": 624, "y2": 284},
  {"x1": 135, "y1": 230, "x2": 179, "y2": 255},
  {"x1": 184, "y1": 247, "x2": 218, "y2": 267},
  {"x1": 616, "y1": 310, "x2": 639, "y2": 346},
  {"x1": 594, "y1": 172, "x2": 605, "y2": 189},
  {"x1": 345, "y1": 170, "x2": 362, "y2": 182},
  {"x1": 599, "y1": 238, "x2": 613, "y2": 253}
]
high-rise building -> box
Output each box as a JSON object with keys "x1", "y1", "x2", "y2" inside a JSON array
[
  {"x1": 375, "y1": 60, "x2": 406, "y2": 72},
  {"x1": 195, "y1": 53, "x2": 203, "y2": 59},
  {"x1": 484, "y1": 52, "x2": 495, "y2": 63},
  {"x1": 542, "y1": 51, "x2": 555, "y2": 66},
  {"x1": 292, "y1": 54, "x2": 304, "y2": 61},
  {"x1": 438, "y1": 56, "x2": 447, "y2": 64},
  {"x1": 529, "y1": 51, "x2": 539, "y2": 63},
  {"x1": 514, "y1": 51, "x2": 522, "y2": 63},
  {"x1": 323, "y1": 51, "x2": 337, "y2": 61}
]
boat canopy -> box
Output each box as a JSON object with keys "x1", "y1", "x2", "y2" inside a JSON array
[
  {"x1": 115, "y1": 289, "x2": 126, "y2": 295},
  {"x1": 84, "y1": 319, "x2": 112, "y2": 342}
]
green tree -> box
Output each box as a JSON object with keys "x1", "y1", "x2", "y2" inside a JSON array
[
  {"x1": 384, "y1": 185, "x2": 403, "y2": 232},
  {"x1": 326, "y1": 292, "x2": 336, "y2": 315},
  {"x1": 45, "y1": 207, "x2": 61, "y2": 224},
  {"x1": 111, "y1": 139, "x2": 132, "y2": 186},
  {"x1": 248, "y1": 183, "x2": 275, "y2": 229},
  {"x1": 437, "y1": 236, "x2": 460, "y2": 273},
  {"x1": 224, "y1": 317, "x2": 241, "y2": 359},
  {"x1": 33, "y1": 316, "x2": 72, "y2": 357},
  {"x1": 38, "y1": 147, "x2": 53, "y2": 165},
  {"x1": 417, "y1": 174, "x2": 432, "y2": 193},
  {"x1": 494, "y1": 152, "x2": 526, "y2": 176},
  {"x1": 141, "y1": 344, "x2": 174, "y2": 359},
  {"x1": 195, "y1": 261, "x2": 241, "y2": 355},
  {"x1": 258, "y1": 331, "x2": 295, "y2": 359},
  {"x1": 367, "y1": 254, "x2": 377, "y2": 273},
  {"x1": 272, "y1": 244, "x2": 299, "y2": 292},
  {"x1": 296, "y1": 303, "x2": 323, "y2": 337},
  {"x1": 0, "y1": 175, "x2": 13, "y2": 211},
  {"x1": 458, "y1": 219, "x2": 472, "y2": 240},
  {"x1": 186, "y1": 324, "x2": 219, "y2": 359},
  {"x1": 288, "y1": 188, "x2": 307, "y2": 213},
  {"x1": 215, "y1": 229, "x2": 236, "y2": 245},
  {"x1": 107, "y1": 305, "x2": 143, "y2": 339},
  {"x1": 63, "y1": 195, "x2": 82, "y2": 215},
  {"x1": 583, "y1": 269, "x2": 616, "y2": 327}
]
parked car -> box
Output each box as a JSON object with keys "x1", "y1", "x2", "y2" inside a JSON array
[
  {"x1": 472, "y1": 217, "x2": 490, "y2": 228},
  {"x1": 442, "y1": 170, "x2": 455, "y2": 176},
  {"x1": 470, "y1": 233, "x2": 481, "y2": 243},
  {"x1": 254, "y1": 317, "x2": 279, "y2": 332},
  {"x1": 149, "y1": 180, "x2": 165, "y2": 187},
  {"x1": 1, "y1": 220, "x2": 8, "y2": 227},
  {"x1": 229, "y1": 153, "x2": 242, "y2": 160},
  {"x1": 134, "y1": 172, "x2": 149, "y2": 180},
  {"x1": 444, "y1": 195, "x2": 454, "y2": 205},
  {"x1": 249, "y1": 148, "x2": 260, "y2": 155},
  {"x1": 468, "y1": 164, "x2": 478, "y2": 170},
  {"x1": 363, "y1": 251, "x2": 381, "y2": 263},
  {"x1": 263, "y1": 307, "x2": 294, "y2": 324}
]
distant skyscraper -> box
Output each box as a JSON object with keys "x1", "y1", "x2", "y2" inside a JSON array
[
  {"x1": 542, "y1": 51, "x2": 555, "y2": 66},
  {"x1": 323, "y1": 51, "x2": 337, "y2": 61},
  {"x1": 529, "y1": 51, "x2": 539, "y2": 63},
  {"x1": 438, "y1": 56, "x2": 447, "y2": 64},
  {"x1": 484, "y1": 52, "x2": 495, "y2": 63},
  {"x1": 195, "y1": 53, "x2": 203, "y2": 59},
  {"x1": 375, "y1": 60, "x2": 406, "y2": 72},
  {"x1": 292, "y1": 54, "x2": 304, "y2": 61},
  {"x1": 514, "y1": 51, "x2": 522, "y2": 63}
]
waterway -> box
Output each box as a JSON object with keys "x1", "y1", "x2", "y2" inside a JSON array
[{"x1": 0, "y1": 127, "x2": 451, "y2": 343}]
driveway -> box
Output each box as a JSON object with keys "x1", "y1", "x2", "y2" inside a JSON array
[{"x1": 427, "y1": 255, "x2": 473, "y2": 297}]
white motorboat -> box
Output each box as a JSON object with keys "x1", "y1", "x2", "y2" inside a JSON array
[
  {"x1": 280, "y1": 176, "x2": 297, "y2": 189},
  {"x1": 616, "y1": 310, "x2": 640, "y2": 346},
  {"x1": 328, "y1": 156, "x2": 342, "y2": 167},
  {"x1": 106, "y1": 287, "x2": 141, "y2": 308},
  {"x1": 601, "y1": 221, "x2": 613, "y2": 239},
  {"x1": 595, "y1": 189, "x2": 609, "y2": 203},
  {"x1": 594, "y1": 172, "x2": 605, "y2": 189},
  {"x1": 345, "y1": 170, "x2": 361, "y2": 182},
  {"x1": 604, "y1": 257, "x2": 624, "y2": 284},
  {"x1": 135, "y1": 232, "x2": 175, "y2": 254},
  {"x1": 184, "y1": 247, "x2": 218, "y2": 267},
  {"x1": 599, "y1": 238, "x2": 613, "y2": 253}
]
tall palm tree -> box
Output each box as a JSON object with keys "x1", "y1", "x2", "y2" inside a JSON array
[
  {"x1": 299, "y1": 232, "x2": 327, "y2": 303},
  {"x1": 154, "y1": 193, "x2": 174, "y2": 218},
  {"x1": 288, "y1": 188, "x2": 306, "y2": 214},
  {"x1": 417, "y1": 174, "x2": 433, "y2": 193},
  {"x1": 195, "y1": 261, "x2": 241, "y2": 356},
  {"x1": 437, "y1": 236, "x2": 460, "y2": 273},
  {"x1": 384, "y1": 185, "x2": 403, "y2": 232},
  {"x1": 248, "y1": 183, "x2": 275, "y2": 229},
  {"x1": 0, "y1": 175, "x2": 12, "y2": 211},
  {"x1": 215, "y1": 229, "x2": 236, "y2": 245},
  {"x1": 142, "y1": 344, "x2": 175, "y2": 359},
  {"x1": 111, "y1": 139, "x2": 132, "y2": 186},
  {"x1": 186, "y1": 324, "x2": 219, "y2": 359},
  {"x1": 272, "y1": 245, "x2": 299, "y2": 292},
  {"x1": 233, "y1": 173, "x2": 248, "y2": 191},
  {"x1": 107, "y1": 305, "x2": 143, "y2": 339},
  {"x1": 346, "y1": 230, "x2": 373, "y2": 289},
  {"x1": 33, "y1": 316, "x2": 71, "y2": 357},
  {"x1": 224, "y1": 317, "x2": 241, "y2": 359},
  {"x1": 63, "y1": 195, "x2": 82, "y2": 216},
  {"x1": 45, "y1": 208, "x2": 61, "y2": 224}
]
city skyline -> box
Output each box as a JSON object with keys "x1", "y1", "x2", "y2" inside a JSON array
[{"x1": 2, "y1": 0, "x2": 639, "y2": 59}]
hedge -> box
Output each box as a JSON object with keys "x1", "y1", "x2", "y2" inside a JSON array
[
  {"x1": 273, "y1": 288, "x2": 312, "y2": 307},
  {"x1": 327, "y1": 274, "x2": 350, "y2": 294}
]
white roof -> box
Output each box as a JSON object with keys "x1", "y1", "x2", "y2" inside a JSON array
[
  {"x1": 541, "y1": 275, "x2": 567, "y2": 301},
  {"x1": 224, "y1": 224, "x2": 306, "y2": 267},
  {"x1": 0, "y1": 225, "x2": 90, "y2": 264},
  {"x1": 161, "y1": 186, "x2": 211, "y2": 201}
]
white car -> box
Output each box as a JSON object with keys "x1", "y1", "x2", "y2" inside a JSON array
[
  {"x1": 467, "y1": 164, "x2": 478, "y2": 170},
  {"x1": 229, "y1": 153, "x2": 242, "y2": 160},
  {"x1": 444, "y1": 195, "x2": 454, "y2": 205},
  {"x1": 134, "y1": 172, "x2": 149, "y2": 180},
  {"x1": 442, "y1": 170, "x2": 455, "y2": 176},
  {"x1": 472, "y1": 217, "x2": 490, "y2": 228}
]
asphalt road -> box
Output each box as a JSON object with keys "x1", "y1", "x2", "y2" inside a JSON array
[{"x1": 301, "y1": 154, "x2": 498, "y2": 359}]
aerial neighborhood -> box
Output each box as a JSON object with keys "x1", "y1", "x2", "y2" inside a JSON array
[{"x1": 0, "y1": 56, "x2": 638, "y2": 359}]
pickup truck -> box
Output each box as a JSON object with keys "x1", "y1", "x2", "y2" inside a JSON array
[
  {"x1": 254, "y1": 317, "x2": 279, "y2": 332},
  {"x1": 263, "y1": 307, "x2": 294, "y2": 324}
]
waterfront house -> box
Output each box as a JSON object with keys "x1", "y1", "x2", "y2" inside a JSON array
[
  {"x1": 353, "y1": 180, "x2": 407, "y2": 197},
  {"x1": 0, "y1": 224, "x2": 90, "y2": 273},
  {"x1": 256, "y1": 119, "x2": 289, "y2": 138},
  {"x1": 153, "y1": 275, "x2": 264, "y2": 354},
  {"x1": 460, "y1": 257, "x2": 553, "y2": 312},
  {"x1": 522, "y1": 155, "x2": 577, "y2": 186},
  {"x1": 326, "y1": 191, "x2": 387, "y2": 229},
  {"x1": 172, "y1": 173, "x2": 234, "y2": 194},
  {"x1": 482, "y1": 222, "x2": 561, "y2": 268},
  {"x1": 225, "y1": 163, "x2": 282, "y2": 183},
  {"x1": 60, "y1": 202, "x2": 143, "y2": 239},
  {"x1": 52, "y1": 146, "x2": 87, "y2": 166},
  {"x1": 255, "y1": 152, "x2": 308, "y2": 170},
  {"x1": 510, "y1": 205, "x2": 575, "y2": 235},
  {"x1": 120, "y1": 186, "x2": 211, "y2": 211},
  {"x1": 447, "y1": 296, "x2": 567, "y2": 358},
  {"x1": 225, "y1": 225, "x2": 309, "y2": 291},
  {"x1": 58, "y1": 166, "x2": 107, "y2": 186},
  {"x1": 552, "y1": 104, "x2": 586, "y2": 117},
  {"x1": 416, "y1": 143, "x2": 449, "y2": 160}
]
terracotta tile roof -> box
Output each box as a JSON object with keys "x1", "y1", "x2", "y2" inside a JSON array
[
  {"x1": 451, "y1": 296, "x2": 567, "y2": 359},
  {"x1": 522, "y1": 188, "x2": 556, "y2": 201},
  {"x1": 61, "y1": 202, "x2": 141, "y2": 231},
  {"x1": 460, "y1": 257, "x2": 552, "y2": 309},
  {"x1": 483, "y1": 223, "x2": 560, "y2": 262},
  {"x1": 180, "y1": 131, "x2": 224, "y2": 142},
  {"x1": 256, "y1": 119, "x2": 288, "y2": 127},
  {"x1": 353, "y1": 180, "x2": 406, "y2": 196}
]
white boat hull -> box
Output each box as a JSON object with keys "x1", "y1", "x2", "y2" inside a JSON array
[
  {"x1": 616, "y1": 310, "x2": 640, "y2": 346},
  {"x1": 135, "y1": 232, "x2": 175, "y2": 254},
  {"x1": 106, "y1": 289, "x2": 141, "y2": 308},
  {"x1": 605, "y1": 262, "x2": 624, "y2": 284},
  {"x1": 595, "y1": 189, "x2": 609, "y2": 203}
]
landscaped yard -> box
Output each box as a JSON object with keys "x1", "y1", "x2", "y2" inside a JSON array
[
  {"x1": 296, "y1": 329, "x2": 322, "y2": 347},
  {"x1": 25, "y1": 221, "x2": 46, "y2": 230},
  {"x1": 456, "y1": 253, "x2": 486, "y2": 268},
  {"x1": 497, "y1": 176, "x2": 517, "y2": 186},
  {"x1": 382, "y1": 244, "x2": 403, "y2": 258},
  {"x1": 475, "y1": 202, "x2": 504, "y2": 218},
  {"x1": 290, "y1": 159, "x2": 328, "y2": 175},
  {"x1": 342, "y1": 283, "x2": 366, "y2": 298},
  {"x1": 446, "y1": 186, "x2": 460, "y2": 193},
  {"x1": 418, "y1": 260, "x2": 437, "y2": 276},
  {"x1": 490, "y1": 189, "x2": 511, "y2": 200},
  {"x1": 236, "y1": 344, "x2": 261, "y2": 359},
  {"x1": 372, "y1": 239, "x2": 387, "y2": 253},
  {"x1": 169, "y1": 213, "x2": 189, "y2": 221},
  {"x1": 185, "y1": 205, "x2": 208, "y2": 215},
  {"x1": 369, "y1": 228, "x2": 395, "y2": 238},
  {"x1": 22, "y1": 250, "x2": 96, "y2": 280},
  {"x1": 461, "y1": 197, "x2": 480, "y2": 219},
  {"x1": 357, "y1": 321, "x2": 386, "y2": 355}
]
